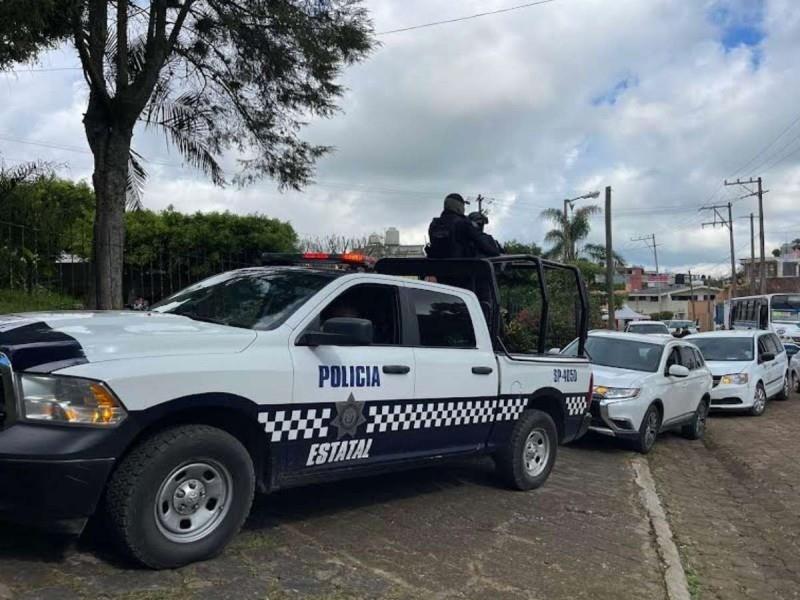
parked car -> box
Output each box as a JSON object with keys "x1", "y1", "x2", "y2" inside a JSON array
[
  {"x1": 784, "y1": 342, "x2": 800, "y2": 360},
  {"x1": 665, "y1": 320, "x2": 700, "y2": 336},
  {"x1": 562, "y1": 331, "x2": 712, "y2": 453},
  {"x1": 687, "y1": 330, "x2": 790, "y2": 416},
  {"x1": 624, "y1": 320, "x2": 672, "y2": 336},
  {"x1": 0, "y1": 253, "x2": 592, "y2": 569}
]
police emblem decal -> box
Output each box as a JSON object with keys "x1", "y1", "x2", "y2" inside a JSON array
[{"x1": 330, "y1": 393, "x2": 367, "y2": 439}]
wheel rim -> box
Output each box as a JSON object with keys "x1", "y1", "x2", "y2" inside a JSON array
[
  {"x1": 784, "y1": 376, "x2": 791, "y2": 397},
  {"x1": 794, "y1": 373, "x2": 800, "y2": 393},
  {"x1": 754, "y1": 387, "x2": 766, "y2": 413},
  {"x1": 644, "y1": 410, "x2": 659, "y2": 448},
  {"x1": 522, "y1": 428, "x2": 550, "y2": 477},
  {"x1": 154, "y1": 460, "x2": 233, "y2": 544}
]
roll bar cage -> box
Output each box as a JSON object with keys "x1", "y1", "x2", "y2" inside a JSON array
[{"x1": 375, "y1": 255, "x2": 589, "y2": 358}]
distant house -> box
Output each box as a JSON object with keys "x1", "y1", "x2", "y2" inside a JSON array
[{"x1": 627, "y1": 284, "x2": 722, "y2": 320}]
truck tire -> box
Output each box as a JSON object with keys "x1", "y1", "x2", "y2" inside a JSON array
[
  {"x1": 681, "y1": 398, "x2": 709, "y2": 440},
  {"x1": 495, "y1": 409, "x2": 558, "y2": 491},
  {"x1": 104, "y1": 424, "x2": 255, "y2": 569}
]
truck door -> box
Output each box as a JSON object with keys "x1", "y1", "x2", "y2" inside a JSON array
[
  {"x1": 403, "y1": 286, "x2": 499, "y2": 455},
  {"x1": 284, "y1": 282, "x2": 415, "y2": 475}
]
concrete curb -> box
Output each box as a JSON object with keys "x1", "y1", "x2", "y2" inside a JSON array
[{"x1": 631, "y1": 456, "x2": 691, "y2": 600}]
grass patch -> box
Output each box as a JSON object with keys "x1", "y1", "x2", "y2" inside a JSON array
[{"x1": 0, "y1": 288, "x2": 83, "y2": 314}]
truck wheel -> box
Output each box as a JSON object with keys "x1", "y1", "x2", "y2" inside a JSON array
[
  {"x1": 634, "y1": 404, "x2": 661, "y2": 454},
  {"x1": 104, "y1": 425, "x2": 255, "y2": 569},
  {"x1": 495, "y1": 409, "x2": 558, "y2": 491},
  {"x1": 793, "y1": 371, "x2": 800, "y2": 394},
  {"x1": 681, "y1": 398, "x2": 709, "y2": 440},
  {"x1": 750, "y1": 384, "x2": 767, "y2": 416}
]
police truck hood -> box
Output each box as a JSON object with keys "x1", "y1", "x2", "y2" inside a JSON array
[{"x1": 0, "y1": 311, "x2": 256, "y2": 371}]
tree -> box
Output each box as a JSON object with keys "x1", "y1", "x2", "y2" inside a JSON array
[
  {"x1": 0, "y1": 1, "x2": 375, "y2": 308},
  {"x1": 772, "y1": 248, "x2": 782, "y2": 258},
  {"x1": 502, "y1": 240, "x2": 544, "y2": 256},
  {"x1": 583, "y1": 242, "x2": 626, "y2": 267},
  {"x1": 541, "y1": 205, "x2": 601, "y2": 261}
]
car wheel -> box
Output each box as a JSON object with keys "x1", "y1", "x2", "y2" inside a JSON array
[
  {"x1": 793, "y1": 371, "x2": 800, "y2": 394},
  {"x1": 634, "y1": 404, "x2": 661, "y2": 454},
  {"x1": 775, "y1": 373, "x2": 791, "y2": 401},
  {"x1": 681, "y1": 398, "x2": 709, "y2": 440},
  {"x1": 104, "y1": 425, "x2": 255, "y2": 569},
  {"x1": 496, "y1": 409, "x2": 558, "y2": 491},
  {"x1": 750, "y1": 383, "x2": 767, "y2": 416}
]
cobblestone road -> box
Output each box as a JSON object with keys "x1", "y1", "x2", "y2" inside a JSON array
[
  {"x1": 5, "y1": 393, "x2": 800, "y2": 599},
  {"x1": 0, "y1": 438, "x2": 666, "y2": 600},
  {"x1": 649, "y1": 390, "x2": 800, "y2": 600}
]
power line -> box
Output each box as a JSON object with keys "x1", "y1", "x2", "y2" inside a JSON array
[{"x1": 376, "y1": 0, "x2": 557, "y2": 35}]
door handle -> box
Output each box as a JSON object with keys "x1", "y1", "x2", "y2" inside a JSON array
[
  {"x1": 383, "y1": 365, "x2": 411, "y2": 375},
  {"x1": 472, "y1": 366, "x2": 494, "y2": 375}
]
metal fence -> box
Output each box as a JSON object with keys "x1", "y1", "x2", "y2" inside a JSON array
[{"x1": 0, "y1": 219, "x2": 262, "y2": 307}]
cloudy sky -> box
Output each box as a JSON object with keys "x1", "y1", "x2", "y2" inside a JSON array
[{"x1": 2, "y1": 0, "x2": 800, "y2": 275}]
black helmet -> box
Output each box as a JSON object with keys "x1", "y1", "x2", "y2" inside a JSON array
[{"x1": 444, "y1": 193, "x2": 468, "y2": 215}]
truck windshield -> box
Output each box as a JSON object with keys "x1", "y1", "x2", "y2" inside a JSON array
[
  {"x1": 689, "y1": 337, "x2": 754, "y2": 362},
  {"x1": 771, "y1": 294, "x2": 800, "y2": 324},
  {"x1": 151, "y1": 268, "x2": 339, "y2": 330},
  {"x1": 563, "y1": 336, "x2": 662, "y2": 372}
]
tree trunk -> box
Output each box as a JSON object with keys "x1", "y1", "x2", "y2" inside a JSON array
[{"x1": 84, "y1": 101, "x2": 132, "y2": 310}]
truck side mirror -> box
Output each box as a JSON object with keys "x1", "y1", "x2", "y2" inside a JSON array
[
  {"x1": 547, "y1": 347, "x2": 561, "y2": 355},
  {"x1": 759, "y1": 351, "x2": 775, "y2": 363},
  {"x1": 297, "y1": 317, "x2": 374, "y2": 347}
]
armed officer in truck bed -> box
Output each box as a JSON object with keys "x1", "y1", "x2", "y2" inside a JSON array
[{"x1": 426, "y1": 193, "x2": 502, "y2": 259}]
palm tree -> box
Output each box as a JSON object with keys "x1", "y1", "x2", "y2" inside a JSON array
[
  {"x1": 583, "y1": 243, "x2": 626, "y2": 267},
  {"x1": 541, "y1": 205, "x2": 601, "y2": 261}
]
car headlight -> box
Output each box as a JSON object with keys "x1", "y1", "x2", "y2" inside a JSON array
[
  {"x1": 18, "y1": 374, "x2": 127, "y2": 426},
  {"x1": 594, "y1": 385, "x2": 641, "y2": 399},
  {"x1": 720, "y1": 373, "x2": 749, "y2": 385}
]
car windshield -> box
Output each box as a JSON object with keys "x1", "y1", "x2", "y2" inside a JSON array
[
  {"x1": 628, "y1": 323, "x2": 668, "y2": 334},
  {"x1": 151, "y1": 269, "x2": 339, "y2": 330},
  {"x1": 563, "y1": 336, "x2": 663, "y2": 372},
  {"x1": 668, "y1": 321, "x2": 693, "y2": 328},
  {"x1": 771, "y1": 294, "x2": 800, "y2": 324},
  {"x1": 690, "y1": 337, "x2": 754, "y2": 362}
]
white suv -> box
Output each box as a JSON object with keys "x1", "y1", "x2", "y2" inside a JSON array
[
  {"x1": 563, "y1": 331, "x2": 712, "y2": 453},
  {"x1": 687, "y1": 330, "x2": 790, "y2": 416}
]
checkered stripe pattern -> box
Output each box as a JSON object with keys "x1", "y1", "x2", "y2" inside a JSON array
[
  {"x1": 366, "y1": 399, "x2": 497, "y2": 433},
  {"x1": 495, "y1": 397, "x2": 528, "y2": 421},
  {"x1": 259, "y1": 407, "x2": 332, "y2": 442},
  {"x1": 565, "y1": 395, "x2": 588, "y2": 416}
]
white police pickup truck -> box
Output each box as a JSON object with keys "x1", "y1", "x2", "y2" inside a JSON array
[{"x1": 0, "y1": 254, "x2": 591, "y2": 568}]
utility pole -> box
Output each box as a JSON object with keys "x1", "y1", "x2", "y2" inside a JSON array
[
  {"x1": 688, "y1": 270, "x2": 695, "y2": 322},
  {"x1": 725, "y1": 177, "x2": 768, "y2": 294},
  {"x1": 631, "y1": 233, "x2": 661, "y2": 313},
  {"x1": 477, "y1": 194, "x2": 484, "y2": 216},
  {"x1": 750, "y1": 213, "x2": 755, "y2": 294},
  {"x1": 700, "y1": 202, "x2": 736, "y2": 298},
  {"x1": 604, "y1": 186, "x2": 615, "y2": 330}
]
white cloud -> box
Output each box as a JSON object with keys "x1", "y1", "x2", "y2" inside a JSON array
[{"x1": 2, "y1": 0, "x2": 800, "y2": 273}]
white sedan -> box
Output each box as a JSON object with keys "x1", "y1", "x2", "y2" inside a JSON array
[{"x1": 563, "y1": 331, "x2": 712, "y2": 453}]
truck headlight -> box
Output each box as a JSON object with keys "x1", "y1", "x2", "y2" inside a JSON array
[
  {"x1": 18, "y1": 374, "x2": 127, "y2": 426},
  {"x1": 594, "y1": 386, "x2": 641, "y2": 399},
  {"x1": 720, "y1": 373, "x2": 749, "y2": 385}
]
